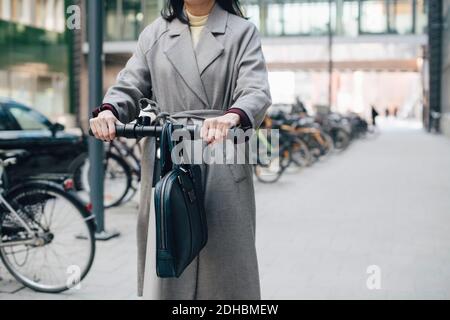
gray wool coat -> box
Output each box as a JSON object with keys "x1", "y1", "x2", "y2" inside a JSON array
[{"x1": 103, "y1": 3, "x2": 271, "y2": 300}]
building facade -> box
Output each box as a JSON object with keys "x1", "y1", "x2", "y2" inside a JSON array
[
  {"x1": 0, "y1": 1, "x2": 439, "y2": 129},
  {"x1": 0, "y1": 0, "x2": 76, "y2": 125},
  {"x1": 101, "y1": 0, "x2": 428, "y2": 38},
  {"x1": 90, "y1": 0, "x2": 428, "y2": 124}
]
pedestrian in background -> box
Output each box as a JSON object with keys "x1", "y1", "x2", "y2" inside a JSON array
[
  {"x1": 89, "y1": 0, "x2": 271, "y2": 300},
  {"x1": 371, "y1": 105, "x2": 379, "y2": 126},
  {"x1": 394, "y1": 106, "x2": 399, "y2": 118}
]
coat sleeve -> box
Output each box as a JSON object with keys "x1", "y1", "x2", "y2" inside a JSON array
[
  {"x1": 103, "y1": 31, "x2": 152, "y2": 124},
  {"x1": 230, "y1": 25, "x2": 272, "y2": 129}
]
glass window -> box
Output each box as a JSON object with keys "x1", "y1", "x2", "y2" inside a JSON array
[
  {"x1": 35, "y1": 0, "x2": 47, "y2": 28},
  {"x1": 44, "y1": 0, "x2": 57, "y2": 31},
  {"x1": 0, "y1": 70, "x2": 9, "y2": 98},
  {"x1": 283, "y1": 3, "x2": 302, "y2": 35},
  {"x1": 244, "y1": 4, "x2": 260, "y2": 30},
  {"x1": 8, "y1": 104, "x2": 52, "y2": 130},
  {"x1": 54, "y1": 0, "x2": 65, "y2": 32},
  {"x1": 285, "y1": 1, "x2": 333, "y2": 36},
  {"x1": 35, "y1": 75, "x2": 66, "y2": 118},
  {"x1": 9, "y1": 72, "x2": 34, "y2": 107},
  {"x1": 0, "y1": 0, "x2": 12, "y2": 20},
  {"x1": 388, "y1": 0, "x2": 414, "y2": 34},
  {"x1": 10, "y1": 0, "x2": 22, "y2": 23},
  {"x1": 266, "y1": 3, "x2": 283, "y2": 36},
  {"x1": 105, "y1": 0, "x2": 120, "y2": 41},
  {"x1": 360, "y1": 0, "x2": 388, "y2": 33},
  {"x1": 143, "y1": 0, "x2": 163, "y2": 26},
  {"x1": 122, "y1": 0, "x2": 143, "y2": 40},
  {"x1": 20, "y1": 0, "x2": 34, "y2": 26},
  {"x1": 341, "y1": 0, "x2": 359, "y2": 36},
  {"x1": 0, "y1": 107, "x2": 15, "y2": 131},
  {"x1": 105, "y1": 0, "x2": 145, "y2": 41},
  {"x1": 265, "y1": 1, "x2": 333, "y2": 36},
  {"x1": 415, "y1": 0, "x2": 428, "y2": 34}
]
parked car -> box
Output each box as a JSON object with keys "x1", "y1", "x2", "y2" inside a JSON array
[{"x1": 0, "y1": 98, "x2": 87, "y2": 184}]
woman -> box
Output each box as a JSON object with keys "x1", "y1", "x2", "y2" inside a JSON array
[{"x1": 90, "y1": 0, "x2": 271, "y2": 300}]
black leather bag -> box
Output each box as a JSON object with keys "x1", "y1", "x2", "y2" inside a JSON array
[{"x1": 154, "y1": 122, "x2": 208, "y2": 278}]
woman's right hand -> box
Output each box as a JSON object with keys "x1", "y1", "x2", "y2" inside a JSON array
[{"x1": 89, "y1": 110, "x2": 122, "y2": 141}]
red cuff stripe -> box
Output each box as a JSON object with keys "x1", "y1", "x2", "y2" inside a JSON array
[{"x1": 225, "y1": 108, "x2": 252, "y2": 129}]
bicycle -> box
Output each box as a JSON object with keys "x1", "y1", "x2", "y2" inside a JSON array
[
  {"x1": 74, "y1": 149, "x2": 133, "y2": 209},
  {"x1": 108, "y1": 138, "x2": 142, "y2": 204},
  {"x1": 0, "y1": 150, "x2": 96, "y2": 293},
  {"x1": 270, "y1": 111, "x2": 333, "y2": 161},
  {"x1": 315, "y1": 113, "x2": 351, "y2": 151},
  {"x1": 253, "y1": 117, "x2": 312, "y2": 184}
]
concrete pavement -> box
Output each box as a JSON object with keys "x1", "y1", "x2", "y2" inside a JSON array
[
  {"x1": 1, "y1": 120, "x2": 450, "y2": 299},
  {"x1": 257, "y1": 120, "x2": 450, "y2": 299}
]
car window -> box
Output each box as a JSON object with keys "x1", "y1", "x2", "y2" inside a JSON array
[
  {"x1": 0, "y1": 107, "x2": 15, "y2": 130},
  {"x1": 7, "y1": 105, "x2": 51, "y2": 131}
]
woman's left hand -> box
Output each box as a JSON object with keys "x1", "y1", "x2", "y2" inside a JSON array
[{"x1": 201, "y1": 113, "x2": 241, "y2": 144}]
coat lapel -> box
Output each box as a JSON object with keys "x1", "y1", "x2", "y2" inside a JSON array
[
  {"x1": 163, "y1": 4, "x2": 229, "y2": 107},
  {"x1": 164, "y1": 19, "x2": 209, "y2": 107},
  {"x1": 196, "y1": 4, "x2": 228, "y2": 76},
  {"x1": 196, "y1": 31, "x2": 225, "y2": 76}
]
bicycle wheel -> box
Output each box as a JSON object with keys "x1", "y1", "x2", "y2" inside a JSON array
[
  {"x1": 0, "y1": 181, "x2": 96, "y2": 293},
  {"x1": 254, "y1": 159, "x2": 282, "y2": 183},
  {"x1": 77, "y1": 152, "x2": 132, "y2": 208},
  {"x1": 319, "y1": 132, "x2": 335, "y2": 156},
  {"x1": 254, "y1": 147, "x2": 290, "y2": 183},
  {"x1": 331, "y1": 128, "x2": 351, "y2": 151},
  {"x1": 290, "y1": 138, "x2": 313, "y2": 167},
  {"x1": 110, "y1": 141, "x2": 141, "y2": 204}
]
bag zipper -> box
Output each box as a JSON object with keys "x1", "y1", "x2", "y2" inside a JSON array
[
  {"x1": 159, "y1": 172, "x2": 176, "y2": 250},
  {"x1": 180, "y1": 174, "x2": 194, "y2": 261},
  {"x1": 191, "y1": 167, "x2": 206, "y2": 244}
]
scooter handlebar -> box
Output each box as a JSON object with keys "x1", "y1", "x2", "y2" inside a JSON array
[{"x1": 88, "y1": 123, "x2": 198, "y2": 139}]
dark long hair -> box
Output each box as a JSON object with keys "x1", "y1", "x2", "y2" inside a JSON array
[{"x1": 161, "y1": 0, "x2": 246, "y2": 24}]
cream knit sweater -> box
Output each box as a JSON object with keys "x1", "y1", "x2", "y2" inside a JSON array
[{"x1": 185, "y1": 9, "x2": 209, "y2": 48}]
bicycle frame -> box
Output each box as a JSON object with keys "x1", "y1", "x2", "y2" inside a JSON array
[
  {"x1": 109, "y1": 139, "x2": 142, "y2": 177},
  {"x1": 0, "y1": 159, "x2": 40, "y2": 248}
]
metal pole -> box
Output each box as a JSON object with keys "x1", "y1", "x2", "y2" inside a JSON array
[
  {"x1": 328, "y1": 0, "x2": 334, "y2": 111},
  {"x1": 87, "y1": 0, "x2": 120, "y2": 240},
  {"x1": 427, "y1": 0, "x2": 443, "y2": 132}
]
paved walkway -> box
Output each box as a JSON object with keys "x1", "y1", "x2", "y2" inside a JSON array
[
  {"x1": 258, "y1": 120, "x2": 450, "y2": 299},
  {"x1": 1, "y1": 120, "x2": 450, "y2": 299}
]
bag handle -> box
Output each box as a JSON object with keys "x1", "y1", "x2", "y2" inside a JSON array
[{"x1": 160, "y1": 122, "x2": 175, "y2": 177}]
